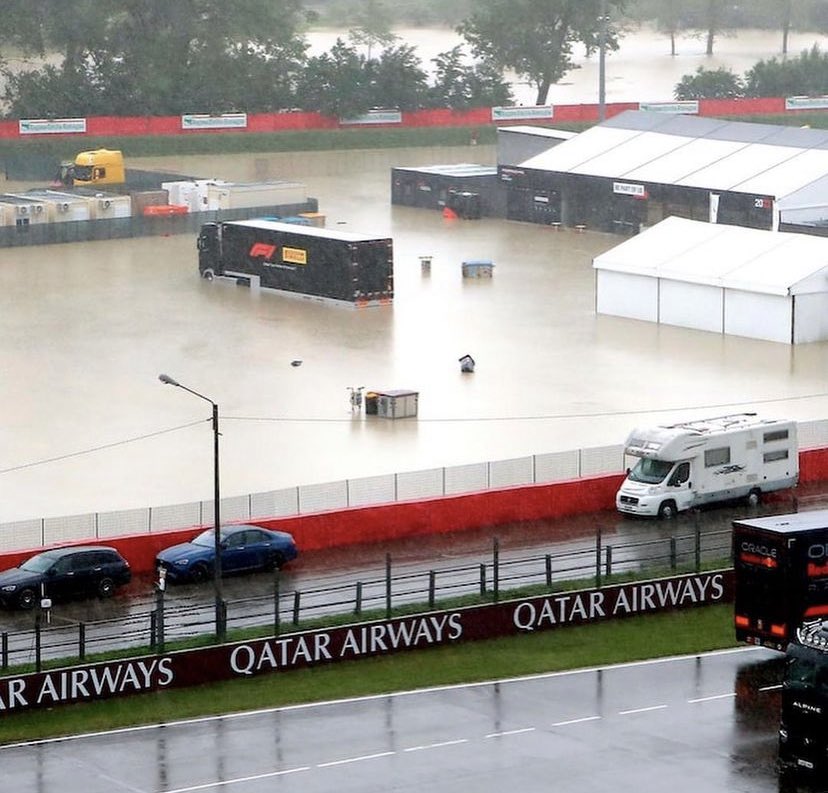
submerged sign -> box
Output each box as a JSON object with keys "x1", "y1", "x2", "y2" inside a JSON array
[{"x1": 0, "y1": 571, "x2": 731, "y2": 712}]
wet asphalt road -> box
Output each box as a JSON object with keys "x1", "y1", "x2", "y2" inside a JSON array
[{"x1": 2, "y1": 648, "x2": 790, "y2": 793}]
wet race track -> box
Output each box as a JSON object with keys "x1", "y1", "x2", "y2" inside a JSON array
[{"x1": 2, "y1": 648, "x2": 793, "y2": 793}]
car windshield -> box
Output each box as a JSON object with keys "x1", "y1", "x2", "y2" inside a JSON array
[
  {"x1": 20, "y1": 552, "x2": 59, "y2": 573},
  {"x1": 627, "y1": 458, "x2": 674, "y2": 484},
  {"x1": 191, "y1": 530, "x2": 221, "y2": 548}
]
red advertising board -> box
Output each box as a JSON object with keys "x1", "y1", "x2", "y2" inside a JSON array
[{"x1": 0, "y1": 570, "x2": 731, "y2": 713}]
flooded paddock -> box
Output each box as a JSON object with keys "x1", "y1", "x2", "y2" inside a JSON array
[{"x1": 1, "y1": 145, "x2": 828, "y2": 523}]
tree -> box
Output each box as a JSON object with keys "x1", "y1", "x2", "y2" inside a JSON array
[
  {"x1": 294, "y1": 39, "x2": 371, "y2": 118},
  {"x1": 1, "y1": 0, "x2": 310, "y2": 116},
  {"x1": 674, "y1": 66, "x2": 744, "y2": 99},
  {"x1": 347, "y1": 0, "x2": 397, "y2": 61},
  {"x1": 744, "y1": 45, "x2": 828, "y2": 98},
  {"x1": 430, "y1": 46, "x2": 513, "y2": 109},
  {"x1": 457, "y1": 0, "x2": 623, "y2": 106},
  {"x1": 368, "y1": 45, "x2": 429, "y2": 110}
]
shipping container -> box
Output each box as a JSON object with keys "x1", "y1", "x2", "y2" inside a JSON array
[
  {"x1": 206, "y1": 181, "x2": 307, "y2": 211},
  {"x1": 197, "y1": 219, "x2": 393, "y2": 306}
]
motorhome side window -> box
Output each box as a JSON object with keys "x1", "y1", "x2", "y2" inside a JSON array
[
  {"x1": 704, "y1": 447, "x2": 730, "y2": 467},
  {"x1": 668, "y1": 462, "x2": 690, "y2": 486},
  {"x1": 764, "y1": 449, "x2": 789, "y2": 463},
  {"x1": 764, "y1": 429, "x2": 789, "y2": 443}
]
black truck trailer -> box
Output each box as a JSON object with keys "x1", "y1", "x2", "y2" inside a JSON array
[
  {"x1": 733, "y1": 510, "x2": 828, "y2": 651},
  {"x1": 197, "y1": 219, "x2": 393, "y2": 306}
]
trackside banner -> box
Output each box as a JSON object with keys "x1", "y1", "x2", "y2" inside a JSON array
[{"x1": 0, "y1": 570, "x2": 732, "y2": 713}]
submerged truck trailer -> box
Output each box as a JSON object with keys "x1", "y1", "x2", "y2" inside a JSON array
[{"x1": 197, "y1": 219, "x2": 394, "y2": 306}]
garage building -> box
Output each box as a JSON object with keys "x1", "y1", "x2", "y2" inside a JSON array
[
  {"x1": 504, "y1": 110, "x2": 828, "y2": 234},
  {"x1": 593, "y1": 216, "x2": 828, "y2": 344}
]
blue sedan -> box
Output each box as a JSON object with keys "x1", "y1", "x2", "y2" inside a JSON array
[{"x1": 156, "y1": 524, "x2": 298, "y2": 584}]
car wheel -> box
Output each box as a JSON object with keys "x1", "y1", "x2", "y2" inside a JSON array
[
  {"x1": 98, "y1": 577, "x2": 115, "y2": 598},
  {"x1": 746, "y1": 488, "x2": 762, "y2": 508},
  {"x1": 201, "y1": 268, "x2": 215, "y2": 281},
  {"x1": 190, "y1": 562, "x2": 210, "y2": 583},
  {"x1": 268, "y1": 552, "x2": 285, "y2": 571},
  {"x1": 17, "y1": 588, "x2": 36, "y2": 610},
  {"x1": 658, "y1": 500, "x2": 677, "y2": 519}
]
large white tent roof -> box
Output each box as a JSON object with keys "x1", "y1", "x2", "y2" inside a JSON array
[
  {"x1": 592, "y1": 217, "x2": 828, "y2": 296},
  {"x1": 522, "y1": 110, "x2": 828, "y2": 201}
]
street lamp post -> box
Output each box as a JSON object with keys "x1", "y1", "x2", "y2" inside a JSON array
[
  {"x1": 158, "y1": 373, "x2": 226, "y2": 640},
  {"x1": 598, "y1": 0, "x2": 608, "y2": 122}
]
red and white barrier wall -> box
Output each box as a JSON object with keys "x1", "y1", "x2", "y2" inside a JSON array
[
  {"x1": 0, "y1": 97, "x2": 804, "y2": 141},
  {"x1": 2, "y1": 447, "x2": 827, "y2": 576}
]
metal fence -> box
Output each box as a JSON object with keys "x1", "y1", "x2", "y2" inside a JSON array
[
  {"x1": 0, "y1": 525, "x2": 733, "y2": 671},
  {"x1": 4, "y1": 418, "x2": 828, "y2": 554}
]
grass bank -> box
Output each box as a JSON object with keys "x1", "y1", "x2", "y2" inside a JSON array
[{"x1": 0, "y1": 604, "x2": 737, "y2": 745}]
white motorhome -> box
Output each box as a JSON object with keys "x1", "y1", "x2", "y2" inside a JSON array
[{"x1": 616, "y1": 413, "x2": 798, "y2": 518}]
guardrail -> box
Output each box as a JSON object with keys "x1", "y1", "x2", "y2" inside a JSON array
[
  {"x1": 0, "y1": 524, "x2": 732, "y2": 671},
  {"x1": 4, "y1": 418, "x2": 828, "y2": 554}
]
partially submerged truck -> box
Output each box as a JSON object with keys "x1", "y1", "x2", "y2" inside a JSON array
[
  {"x1": 197, "y1": 219, "x2": 394, "y2": 306},
  {"x1": 733, "y1": 510, "x2": 828, "y2": 651},
  {"x1": 56, "y1": 149, "x2": 125, "y2": 187},
  {"x1": 616, "y1": 413, "x2": 798, "y2": 519}
]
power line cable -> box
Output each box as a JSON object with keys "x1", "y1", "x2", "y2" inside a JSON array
[
  {"x1": 2, "y1": 391, "x2": 826, "y2": 475},
  {"x1": 0, "y1": 419, "x2": 207, "y2": 475}
]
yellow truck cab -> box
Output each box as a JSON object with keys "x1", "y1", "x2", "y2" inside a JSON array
[{"x1": 71, "y1": 149, "x2": 125, "y2": 186}]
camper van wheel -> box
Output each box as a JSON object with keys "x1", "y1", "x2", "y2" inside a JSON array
[
  {"x1": 746, "y1": 488, "x2": 762, "y2": 508},
  {"x1": 201, "y1": 268, "x2": 215, "y2": 281},
  {"x1": 657, "y1": 500, "x2": 677, "y2": 520}
]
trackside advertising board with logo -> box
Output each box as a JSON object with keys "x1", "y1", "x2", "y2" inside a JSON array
[{"x1": 0, "y1": 571, "x2": 731, "y2": 712}]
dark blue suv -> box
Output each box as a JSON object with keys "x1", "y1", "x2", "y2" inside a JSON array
[{"x1": 0, "y1": 546, "x2": 132, "y2": 609}]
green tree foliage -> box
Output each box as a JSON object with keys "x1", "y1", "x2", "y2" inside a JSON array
[
  {"x1": 294, "y1": 39, "x2": 367, "y2": 118},
  {"x1": 673, "y1": 66, "x2": 744, "y2": 99},
  {"x1": 457, "y1": 0, "x2": 624, "y2": 106},
  {"x1": 2, "y1": 0, "x2": 309, "y2": 116},
  {"x1": 0, "y1": 0, "x2": 518, "y2": 118},
  {"x1": 744, "y1": 45, "x2": 828, "y2": 98},
  {"x1": 347, "y1": 0, "x2": 397, "y2": 60},
  {"x1": 430, "y1": 46, "x2": 513, "y2": 109},
  {"x1": 369, "y1": 45, "x2": 430, "y2": 110}
]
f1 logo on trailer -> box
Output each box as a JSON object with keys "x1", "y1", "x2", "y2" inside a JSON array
[{"x1": 249, "y1": 243, "x2": 277, "y2": 259}]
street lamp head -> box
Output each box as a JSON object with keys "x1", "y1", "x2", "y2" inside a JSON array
[{"x1": 158, "y1": 373, "x2": 179, "y2": 387}]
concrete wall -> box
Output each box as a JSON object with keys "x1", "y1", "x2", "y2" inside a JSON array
[{"x1": 1, "y1": 446, "x2": 827, "y2": 576}]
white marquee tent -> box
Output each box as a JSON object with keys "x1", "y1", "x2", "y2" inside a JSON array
[{"x1": 592, "y1": 217, "x2": 828, "y2": 343}]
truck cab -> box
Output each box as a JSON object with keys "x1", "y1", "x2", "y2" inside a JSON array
[
  {"x1": 618, "y1": 457, "x2": 693, "y2": 519},
  {"x1": 71, "y1": 149, "x2": 125, "y2": 186},
  {"x1": 779, "y1": 621, "x2": 828, "y2": 780}
]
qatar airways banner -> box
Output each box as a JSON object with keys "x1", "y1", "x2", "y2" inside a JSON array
[{"x1": 0, "y1": 570, "x2": 732, "y2": 713}]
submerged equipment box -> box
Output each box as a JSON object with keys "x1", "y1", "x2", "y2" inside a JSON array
[
  {"x1": 374, "y1": 390, "x2": 418, "y2": 419},
  {"x1": 197, "y1": 219, "x2": 394, "y2": 306},
  {"x1": 462, "y1": 259, "x2": 494, "y2": 278}
]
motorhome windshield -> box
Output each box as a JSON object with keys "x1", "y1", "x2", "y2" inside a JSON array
[{"x1": 627, "y1": 458, "x2": 674, "y2": 484}]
